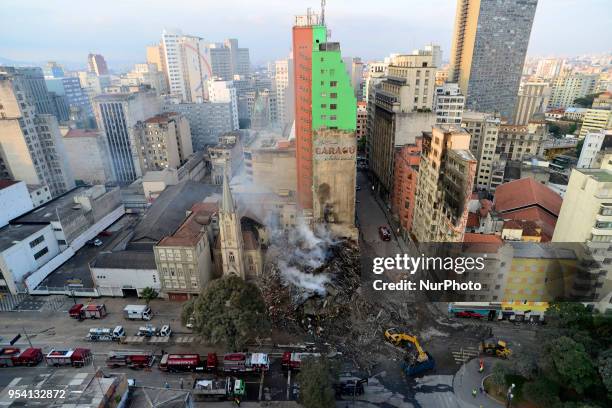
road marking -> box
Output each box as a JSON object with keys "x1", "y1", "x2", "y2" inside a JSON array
[{"x1": 451, "y1": 347, "x2": 479, "y2": 364}]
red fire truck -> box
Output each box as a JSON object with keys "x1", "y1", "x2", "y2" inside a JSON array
[
  {"x1": 106, "y1": 350, "x2": 154, "y2": 369},
  {"x1": 220, "y1": 352, "x2": 269, "y2": 372},
  {"x1": 45, "y1": 348, "x2": 92, "y2": 367},
  {"x1": 281, "y1": 352, "x2": 321, "y2": 370},
  {"x1": 159, "y1": 353, "x2": 219, "y2": 372}
]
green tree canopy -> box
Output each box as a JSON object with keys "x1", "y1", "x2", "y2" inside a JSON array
[
  {"x1": 544, "y1": 336, "x2": 599, "y2": 395},
  {"x1": 598, "y1": 348, "x2": 612, "y2": 400},
  {"x1": 545, "y1": 302, "x2": 593, "y2": 332},
  {"x1": 297, "y1": 357, "x2": 338, "y2": 408},
  {"x1": 491, "y1": 362, "x2": 509, "y2": 387},
  {"x1": 185, "y1": 276, "x2": 269, "y2": 350},
  {"x1": 573, "y1": 93, "x2": 603, "y2": 108},
  {"x1": 523, "y1": 376, "x2": 560, "y2": 406},
  {"x1": 140, "y1": 287, "x2": 159, "y2": 304}
]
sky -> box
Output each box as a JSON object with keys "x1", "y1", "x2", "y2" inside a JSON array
[{"x1": 0, "y1": 0, "x2": 610, "y2": 70}]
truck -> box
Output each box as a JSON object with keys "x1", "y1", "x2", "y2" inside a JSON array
[
  {"x1": 68, "y1": 303, "x2": 84, "y2": 318},
  {"x1": 45, "y1": 348, "x2": 92, "y2": 367},
  {"x1": 0, "y1": 347, "x2": 44, "y2": 367},
  {"x1": 221, "y1": 352, "x2": 269, "y2": 373},
  {"x1": 192, "y1": 377, "x2": 245, "y2": 400},
  {"x1": 159, "y1": 354, "x2": 200, "y2": 372},
  {"x1": 123, "y1": 305, "x2": 152, "y2": 321},
  {"x1": 86, "y1": 326, "x2": 125, "y2": 342},
  {"x1": 136, "y1": 324, "x2": 171, "y2": 337},
  {"x1": 281, "y1": 352, "x2": 321, "y2": 370},
  {"x1": 81, "y1": 304, "x2": 107, "y2": 319},
  {"x1": 480, "y1": 338, "x2": 512, "y2": 359},
  {"x1": 105, "y1": 350, "x2": 154, "y2": 369}
]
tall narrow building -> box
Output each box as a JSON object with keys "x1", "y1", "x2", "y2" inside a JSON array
[
  {"x1": 219, "y1": 170, "x2": 245, "y2": 278},
  {"x1": 292, "y1": 11, "x2": 357, "y2": 219},
  {"x1": 88, "y1": 53, "x2": 109, "y2": 76},
  {"x1": 449, "y1": 0, "x2": 538, "y2": 118}
]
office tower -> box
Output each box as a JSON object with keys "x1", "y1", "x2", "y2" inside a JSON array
[
  {"x1": 449, "y1": 0, "x2": 538, "y2": 118},
  {"x1": 535, "y1": 58, "x2": 563, "y2": 79},
  {"x1": 93, "y1": 91, "x2": 161, "y2": 183},
  {"x1": 274, "y1": 58, "x2": 295, "y2": 129},
  {"x1": 88, "y1": 53, "x2": 109, "y2": 76},
  {"x1": 224, "y1": 38, "x2": 251, "y2": 78},
  {"x1": 0, "y1": 67, "x2": 75, "y2": 197},
  {"x1": 369, "y1": 51, "x2": 437, "y2": 198},
  {"x1": 412, "y1": 126, "x2": 477, "y2": 242},
  {"x1": 513, "y1": 82, "x2": 550, "y2": 125},
  {"x1": 134, "y1": 112, "x2": 193, "y2": 173},
  {"x1": 43, "y1": 61, "x2": 65, "y2": 79},
  {"x1": 208, "y1": 80, "x2": 239, "y2": 130},
  {"x1": 577, "y1": 130, "x2": 612, "y2": 169},
  {"x1": 552, "y1": 163, "x2": 612, "y2": 312},
  {"x1": 292, "y1": 10, "x2": 357, "y2": 226},
  {"x1": 548, "y1": 73, "x2": 598, "y2": 109},
  {"x1": 434, "y1": 83, "x2": 465, "y2": 125},
  {"x1": 45, "y1": 76, "x2": 94, "y2": 127},
  {"x1": 350, "y1": 57, "x2": 364, "y2": 100},
  {"x1": 461, "y1": 111, "x2": 501, "y2": 190}
]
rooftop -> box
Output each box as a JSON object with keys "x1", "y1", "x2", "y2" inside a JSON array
[
  {"x1": 144, "y1": 111, "x2": 180, "y2": 124},
  {"x1": 63, "y1": 129, "x2": 101, "y2": 138},
  {"x1": 578, "y1": 169, "x2": 612, "y2": 183},
  {"x1": 494, "y1": 177, "x2": 562, "y2": 216},
  {"x1": 157, "y1": 202, "x2": 218, "y2": 247},
  {"x1": 463, "y1": 233, "x2": 503, "y2": 244},
  {"x1": 0, "y1": 223, "x2": 47, "y2": 252},
  {"x1": 510, "y1": 242, "x2": 577, "y2": 260},
  {"x1": 91, "y1": 250, "x2": 157, "y2": 269},
  {"x1": 13, "y1": 186, "x2": 103, "y2": 224}
]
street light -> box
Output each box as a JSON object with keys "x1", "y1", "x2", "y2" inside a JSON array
[{"x1": 506, "y1": 383, "x2": 516, "y2": 408}]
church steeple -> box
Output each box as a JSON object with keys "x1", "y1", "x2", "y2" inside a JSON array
[
  {"x1": 222, "y1": 168, "x2": 235, "y2": 213},
  {"x1": 218, "y1": 168, "x2": 245, "y2": 278}
]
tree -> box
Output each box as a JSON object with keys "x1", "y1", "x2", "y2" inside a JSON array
[
  {"x1": 545, "y1": 336, "x2": 599, "y2": 395},
  {"x1": 598, "y1": 349, "x2": 612, "y2": 399},
  {"x1": 545, "y1": 302, "x2": 593, "y2": 332},
  {"x1": 523, "y1": 377, "x2": 560, "y2": 406},
  {"x1": 574, "y1": 93, "x2": 602, "y2": 108},
  {"x1": 297, "y1": 357, "x2": 338, "y2": 408},
  {"x1": 140, "y1": 287, "x2": 158, "y2": 304},
  {"x1": 549, "y1": 123, "x2": 562, "y2": 137},
  {"x1": 511, "y1": 351, "x2": 539, "y2": 380},
  {"x1": 491, "y1": 362, "x2": 509, "y2": 387},
  {"x1": 186, "y1": 276, "x2": 269, "y2": 350}
]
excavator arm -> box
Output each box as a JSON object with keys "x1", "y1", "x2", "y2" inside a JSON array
[{"x1": 384, "y1": 329, "x2": 429, "y2": 362}]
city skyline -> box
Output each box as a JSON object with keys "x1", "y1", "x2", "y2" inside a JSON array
[{"x1": 1, "y1": 0, "x2": 611, "y2": 70}]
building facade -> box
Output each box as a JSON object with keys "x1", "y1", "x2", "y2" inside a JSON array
[
  {"x1": 274, "y1": 58, "x2": 295, "y2": 129},
  {"x1": 548, "y1": 73, "x2": 598, "y2": 109},
  {"x1": 391, "y1": 137, "x2": 422, "y2": 238},
  {"x1": 434, "y1": 82, "x2": 465, "y2": 125},
  {"x1": 87, "y1": 54, "x2": 109, "y2": 76},
  {"x1": 208, "y1": 80, "x2": 239, "y2": 130},
  {"x1": 513, "y1": 82, "x2": 550, "y2": 125},
  {"x1": 62, "y1": 129, "x2": 114, "y2": 185},
  {"x1": 449, "y1": 0, "x2": 538, "y2": 118},
  {"x1": 461, "y1": 111, "x2": 501, "y2": 190},
  {"x1": 497, "y1": 122, "x2": 546, "y2": 161},
  {"x1": 577, "y1": 130, "x2": 612, "y2": 169},
  {"x1": 412, "y1": 126, "x2": 477, "y2": 242}
]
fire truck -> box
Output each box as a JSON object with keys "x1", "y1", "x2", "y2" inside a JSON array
[
  {"x1": 45, "y1": 348, "x2": 92, "y2": 367},
  {"x1": 105, "y1": 350, "x2": 155, "y2": 369},
  {"x1": 0, "y1": 347, "x2": 43, "y2": 367},
  {"x1": 220, "y1": 352, "x2": 269, "y2": 372},
  {"x1": 281, "y1": 352, "x2": 321, "y2": 370},
  {"x1": 192, "y1": 377, "x2": 245, "y2": 400}
]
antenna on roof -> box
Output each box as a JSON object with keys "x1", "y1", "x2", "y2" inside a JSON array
[{"x1": 321, "y1": 0, "x2": 326, "y2": 26}]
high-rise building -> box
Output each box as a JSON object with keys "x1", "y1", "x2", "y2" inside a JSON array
[
  {"x1": 577, "y1": 130, "x2": 612, "y2": 169},
  {"x1": 513, "y1": 82, "x2": 550, "y2": 125},
  {"x1": 87, "y1": 53, "x2": 109, "y2": 76},
  {"x1": 45, "y1": 76, "x2": 94, "y2": 127},
  {"x1": 350, "y1": 57, "x2": 364, "y2": 100},
  {"x1": 535, "y1": 58, "x2": 564, "y2": 79},
  {"x1": 93, "y1": 91, "x2": 161, "y2": 183},
  {"x1": 292, "y1": 11, "x2": 357, "y2": 222},
  {"x1": 274, "y1": 58, "x2": 295, "y2": 129},
  {"x1": 224, "y1": 38, "x2": 251, "y2": 78},
  {"x1": 434, "y1": 82, "x2": 465, "y2": 125},
  {"x1": 356, "y1": 101, "x2": 367, "y2": 140},
  {"x1": 548, "y1": 73, "x2": 598, "y2": 109},
  {"x1": 43, "y1": 61, "x2": 65, "y2": 79},
  {"x1": 391, "y1": 137, "x2": 422, "y2": 239},
  {"x1": 412, "y1": 126, "x2": 477, "y2": 242},
  {"x1": 123, "y1": 63, "x2": 169, "y2": 96},
  {"x1": 449, "y1": 0, "x2": 538, "y2": 118},
  {"x1": 134, "y1": 112, "x2": 193, "y2": 173},
  {"x1": 579, "y1": 95, "x2": 612, "y2": 138},
  {"x1": 208, "y1": 80, "x2": 239, "y2": 130},
  {"x1": 497, "y1": 121, "x2": 547, "y2": 161},
  {"x1": 552, "y1": 164, "x2": 612, "y2": 312},
  {"x1": 0, "y1": 67, "x2": 75, "y2": 197},
  {"x1": 461, "y1": 111, "x2": 501, "y2": 190}
]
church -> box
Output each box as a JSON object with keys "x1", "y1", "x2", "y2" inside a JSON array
[{"x1": 213, "y1": 171, "x2": 264, "y2": 280}]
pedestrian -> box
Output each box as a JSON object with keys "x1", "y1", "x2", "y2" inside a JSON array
[
  {"x1": 480, "y1": 385, "x2": 484, "y2": 394},
  {"x1": 472, "y1": 388, "x2": 477, "y2": 398},
  {"x1": 180, "y1": 378, "x2": 184, "y2": 389},
  {"x1": 164, "y1": 381, "x2": 169, "y2": 389},
  {"x1": 161, "y1": 349, "x2": 165, "y2": 356}
]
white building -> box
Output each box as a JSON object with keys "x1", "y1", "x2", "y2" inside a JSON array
[
  {"x1": 462, "y1": 111, "x2": 501, "y2": 190},
  {"x1": 434, "y1": 83, "x2": 464, "y2": 125},
  {"x1": 0, "y1": 180, "x2": 34, "y2": 228},
  {"x1": 90, "y1": 251, "x2": 161, "y2": 297},
  {"x1": 27, "y1": 184, "x2": 52, "y2": 207},
  {"x1": 123, "y1": 63, "x2": 168, "y2": 96},
  {"x1": 577, "y1": 130, "x2": 612, "y2": 169},
  {"x1": 274, "y1": 58, "x2": 294, "y2": 129},
  {"x1": 513, "y1": 82, "x2": 550, "y2": 125},
  {"x1": 208, "y1": 80, "x2": 239, "y2": 130}
]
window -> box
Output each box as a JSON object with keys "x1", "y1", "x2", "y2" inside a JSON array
[
  {"x1": 330, "y1": 115, "x2": 337, "y2": 120},
  {"x1": 330, "y1": 93, "x2": 337, "y2": 99},
  {"x1": 330, "y1": 81, "x2": 337, "y2": 87},
  {"x1": 330, "y1": 104, "x2": 337, "y2": 110},
  {"x1": 29, "y1": 236, "x2": 45, "y2": 248},
  {"x1": 34, "y1": 247, "x2": 49, "y2": 260}
]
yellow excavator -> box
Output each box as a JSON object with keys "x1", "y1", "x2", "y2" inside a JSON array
[
  {"x1": 384, "y1": 328, "x2": 435, "y2": 375},
  {"x1": 479, "y1": 338, "x2": 512, "y2": 359}
]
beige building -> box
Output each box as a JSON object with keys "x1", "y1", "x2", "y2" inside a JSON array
[
  {"x1": 62, "y1": 129, "x2": 114, "y2": 185},
  {"x1": 0, "y1": 67, "x2": 75, "y2": 197},
  {"x1": 134, "y1": 112, "x2": 193, "y2": 173},
  {"x1": 380, "y1": 52, "x2": 436, "y2": 112},
  {"x1": 412, "y1": 126, "x2": 477, "y2": 242},
  {"x1": 209, "y1": 132, "x2": 243, "y2": 184},
  {"x1": 154, "y1": 202, "x2": 217, "y2": 300},
  {"x1": 274, "y1": 58, "x2": 294, "y2": 129},
  {"x1": 497, "y1": 122, "x2": 546, "y2": 161},
  {"x1": 513, "y1": 82, "x2": 550, "y2": 125},
  {"x1": 243, "y1": 134, "x2": 296, "y2": 195},
  {"x1": 552, "y1": 165, "x2": 612, "y2": 313},
  {"x1": 548, "y1": 73, "x2": 598, "y2": 109},
  {"x1": 461, "y1": 111, "x2": 501, "y2": 190},
  {"x1": 579, "y1": 108, "x2": 612, "y2": 139}
]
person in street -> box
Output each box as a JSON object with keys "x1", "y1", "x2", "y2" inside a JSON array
[
  {"x1": 179, "y1": 378, "x2": 184, "y2": 389},
  {"x1": 479, "y1": 358, "x2": 484, "y2": 373},
  {"x1": 472, "y1": 388, "x2": 478, "y2": 398},
  {"x1": 164, "y1": 382, "x2": 169, "y2": 389}
]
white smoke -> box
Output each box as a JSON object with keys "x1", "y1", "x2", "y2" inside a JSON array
[{"x1": 278, "y1": 261, "x2": 330, "y2": 296}]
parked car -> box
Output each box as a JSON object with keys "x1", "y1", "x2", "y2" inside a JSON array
[
  {"x1": 378, "y1": 226, "x2": 391, "y2": 241},
  {"x1": 454, "y1": 311, "x2": 482, "y2": 319},
  {"x1": 87, "y1": 238, "x2": 103, "y2": 247}
]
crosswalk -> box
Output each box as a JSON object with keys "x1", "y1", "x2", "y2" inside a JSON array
[
  {"x1": 451, "y1": 346, "x2": 479, "y2": 365},
  {"x1": 120, "y1": 336, "x2": 195, "y2": 344},
  {"x1": 0, "y1": 293, "x2": 28, "y2": 311},
  {"x1": 174, "y1": 336, "x2": 195, "y2": 344},
  {"x1": 149, "y1": 337, "x2": 170, "y2": 344}
]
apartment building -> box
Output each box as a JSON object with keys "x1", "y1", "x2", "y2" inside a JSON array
[
  {"x1": 548, "y1": 73, "x2": 598, "y2": 109},
  {"x1": 497, "y1": 122, "x2": 547, "y2": 161},
  {"x1": 434, "y1": 82, "x2": 465, "y2": 125},
  {"x1": 461, "y1": 111, "x2": 501, "y2": 190},
  {"x1": 62, "y1": 129, "x2": 114, "y2": 185},
  {"x1": 391, "y1": 137, "x2": 422, "y2": 239},
  {"x1": 274, "y1": 58, "x2": 294, "y2": 128},
  {"x1": 412, "y1": 126, "x2": 477, "y2": 242},
  {"x1": 513, "y1": 82, "x2": 550, "y2": 125}
]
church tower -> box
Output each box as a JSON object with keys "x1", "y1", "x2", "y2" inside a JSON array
[{"x1": 219, "y1": 170, "x2": 245, "y2": 278}]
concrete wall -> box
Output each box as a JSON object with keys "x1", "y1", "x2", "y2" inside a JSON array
[
  {"x1": 92, "y1": 267, "x2": 160, "y2": 297},
  {"x1": 63, "y1": 135, "x2": 113, "y2": 184},
  {"x1": 0, "y1": 181, "x2": 34, "y2": 228}
]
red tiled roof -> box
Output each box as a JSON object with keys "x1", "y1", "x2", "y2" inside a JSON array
[
  {"x1": 501, "y1": 207, "x2": 556, "y2": 241},
  {"x1": 0, "y1": 179, "x2": 19, "y2": 189},
  {"x1": 463, "y1": 233, "x2": 503, "y2": 244},
  {"x1": 145, "y1": 112, "x2": 179, "y2": 124},
  {"x1": 494, "y1": 178, "x2": 562, "y2": 216},
  {"x1": 157, "y1": 202, "x2": 218, "y2": 247},
  {"x1": 466, "y1": 212, "x2": 480, "y2": 228},
  {"x1": 64, "y1": 129, "x2": 101, "y2": 138}
]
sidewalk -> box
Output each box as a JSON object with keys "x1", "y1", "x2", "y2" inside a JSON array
[{"x1": 452, "y1": 357, "x2": 504, "y2": 408}]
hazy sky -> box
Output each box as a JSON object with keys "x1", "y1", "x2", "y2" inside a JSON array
[{"x1": 1, "y1": 0, "x2": 610, "y2": 69}]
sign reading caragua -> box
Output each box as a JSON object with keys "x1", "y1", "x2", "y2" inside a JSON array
[{"x1": 313, "y1": 130, "x2": 357, "y2": 161}]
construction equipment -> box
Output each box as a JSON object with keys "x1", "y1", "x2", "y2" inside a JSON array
[
  {"x1": 480, "y1": 338, "x2": 512, "y2": 359},
  {"x1": 384, "y1": 328, "x2": 436, "y2": 376}
]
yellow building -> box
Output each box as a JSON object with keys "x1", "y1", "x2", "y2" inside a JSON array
[{"x1": 579, "y1": 108, "x2": 612, "y2": 139}]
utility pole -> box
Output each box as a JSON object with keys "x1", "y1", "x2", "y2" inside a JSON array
[{"x1": 22, "y1": 326, "x2": 33, "y2": 348}]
